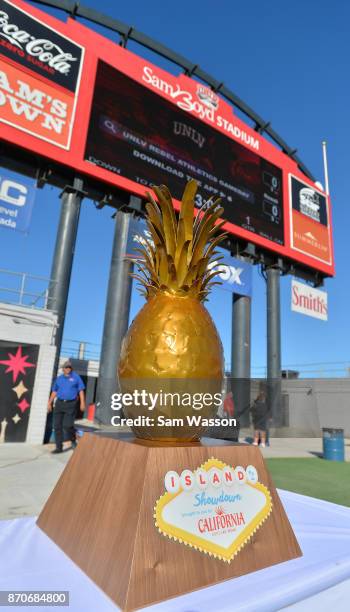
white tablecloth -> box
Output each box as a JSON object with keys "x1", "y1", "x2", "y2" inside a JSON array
[{"x1": 0, "y1": 490, "x2": 349, "y2": 611}]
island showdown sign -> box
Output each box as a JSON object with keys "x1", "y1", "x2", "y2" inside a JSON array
[
  {"x1": 0, "y1": 0, "x2": 84, "y2": 149},
  {"x1": 155, "y1": 459, "x2": 272, "y2": 562}
]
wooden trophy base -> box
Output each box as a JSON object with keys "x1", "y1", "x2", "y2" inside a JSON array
[{"x1": 37, "y1": 432, "x2": 301, "y2": 611}]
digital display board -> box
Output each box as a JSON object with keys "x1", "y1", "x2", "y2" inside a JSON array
[
  {"x1": 0, "y1": 0, "x2": 334, "y2": 276},
  {"x1": 85, "y1": 61, "x2": 284, "y2": 245}
]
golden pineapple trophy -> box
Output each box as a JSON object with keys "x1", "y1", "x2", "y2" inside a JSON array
[
  {"x1": 118, "y1": 179, "x2": 225, "y2": 442},
  {"x1": 38, "y1": 180, "x2": 301, "y2": 611}
]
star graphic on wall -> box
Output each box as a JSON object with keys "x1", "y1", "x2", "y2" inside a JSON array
[
  {"x1": 17, "y1": 398, "x2": 30, "y2": 414},
  {"x1": 12, "y1": 414, "x2": 21, "y2": 424},
  {"x1": 0, "y1": 347, "x2": 36, "y2": 383},
  {"x1": 12, "y1": 380, "x2": 28, "y2": 399}
]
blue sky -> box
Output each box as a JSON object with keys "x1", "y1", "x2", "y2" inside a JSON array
[{"x1": 1, "y1": 0, "x2": 349, "y2": 376}]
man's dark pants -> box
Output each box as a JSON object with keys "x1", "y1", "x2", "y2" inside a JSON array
[{"x1": 53, "y1": 399, "x2": 77, "y2": 449}]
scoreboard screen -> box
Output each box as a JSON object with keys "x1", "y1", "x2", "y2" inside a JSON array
[{"x1": 85, "y1": 61, "x2": 284, "y2": 245}]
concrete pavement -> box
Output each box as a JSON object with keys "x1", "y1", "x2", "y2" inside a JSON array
[
  {"x1": 0, "y1": 442, "x2": 71, "y2": 520},
  {"x1": 0, "y1": 437, "x2": 349, "y2": 520},
  {"x1": 247, "y1": 436, "x2": 350, "y2": 460}
]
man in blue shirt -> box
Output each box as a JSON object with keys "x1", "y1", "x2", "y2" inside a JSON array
[{"x1": 48, "y1": 360, "x2": 85, "y2": 454}]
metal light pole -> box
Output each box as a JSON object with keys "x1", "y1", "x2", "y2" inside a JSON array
[
  {"x1": 322, "y1": 140, "x2": 330, "y2": 196},
  {"x1": 94, "y1": 209, "x2": 134, "y2": 425},
  {"x1": 47, "y1": 177, "x2": 85, "y2": 375},
  {"x1": 231, "y1": 294, "x2": 251, "y2": 427},
  {"x1": 266, "y1": 266, "x2": 282, "y2": 427}
]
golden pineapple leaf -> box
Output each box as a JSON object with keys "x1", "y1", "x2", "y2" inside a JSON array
[
  {"x1": 158, "y1": 244, "x2": 169, "y2": 285},
  {"x1": 193, "y1": 198, "x2": 221, "y2": 242},
  {"x1": 159, "y1": 185, "x2": 177, "y2": 229},
  {"x1": 193, "y1": 196, "x2": 214, "y2": 235},
  {"x1": 191, "y1": 206, "x2": 224, "y2": 267},
  {"x1": 145, "y1": 202, "x2": 164, "y2": 239},
  {"x1": 136, "y1": 179, "x2": 227, "y2": 301},
  {"x1": 152, "y1": 185, "x2": 176, "y2": 257},
  {"x1": 205, "y1": 232, "x2": 229, "y2": 259},
  {"x1": 175, "y1": 218, "x2": 186, "y2": 267},
  {"x1": 180, "y1": 179, "x2": 197, "y2": 242},
  {"x1": 176, "y1": 239, "x2": 191, "y2": 286}
]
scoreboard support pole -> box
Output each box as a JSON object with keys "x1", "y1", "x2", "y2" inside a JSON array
[
  {"x1": 94, "y1": 209, "x2": 133, "y2": 425},
  {"x1": 47, "y1": 177, "x2": 85, "y2": 375},
  {"x1": 231, "y1": 293, "x2": 251, "y2": 428},
  {"x1": 266, "y1": 265, "x2": 282, "y2": 427}
]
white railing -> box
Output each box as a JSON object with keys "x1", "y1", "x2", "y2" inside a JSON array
[
  {"x1": 251, "y1": 362, "x2": 350, "y2": 379},
  {"x1": 0, "y1": 268, "x2": 55, "y2": 309},
  {"x1": 60, "y1": 339, "x2": 101, "y2": 361}
]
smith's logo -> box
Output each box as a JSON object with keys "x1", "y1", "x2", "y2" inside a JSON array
[
  {"x1": 0, "y1": 10, "x2": 78, "y2": 75},
  {"x1": 0, "y1": 178, "x2": 28, "y2": 206}
]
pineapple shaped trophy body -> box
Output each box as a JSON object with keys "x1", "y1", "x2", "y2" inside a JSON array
[{"x1": 118, "y1": 180, "x2": 226, "y2": 442}]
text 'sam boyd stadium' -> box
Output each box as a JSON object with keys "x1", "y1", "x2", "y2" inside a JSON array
[{"x1": 0, "y1": 0, "x2": 334, "y2": 275}]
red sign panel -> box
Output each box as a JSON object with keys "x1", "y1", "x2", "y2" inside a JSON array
[
  {"x1": 289, "y1": 175, "x2": 332, "y2": 266},
  {"x1": 0, "y1": 0, "x2": 334, "y2": 276},
  {"x1": 0, "y1": 0, "x2": 84, "y2": 149}
]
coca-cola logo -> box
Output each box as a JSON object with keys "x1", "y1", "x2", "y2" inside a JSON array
[{"x1": 0, "y1": 10, "x2": 78, "y2": 75}]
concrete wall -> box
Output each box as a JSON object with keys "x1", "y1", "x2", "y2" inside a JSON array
[
  {"x1": 243, "y1": 378, "x2": 350, "y2": 437},
  {"x1": 53, "y1": 356, "x2": 350, "y2": 438},
  {"x1": 281, "y1": 379, "x2": 350, "y2": 437},
  {"x1": 0, "y1": 303, "x2": 57, "y2": 443}
]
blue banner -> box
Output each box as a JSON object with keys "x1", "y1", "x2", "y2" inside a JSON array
[
  {"x1": 0, "y1": 168, "x2": 36, "y2": 233},
  {"x1": 126, "y1": 218, "x2": 252, "y2": 297},
  {"x1": 208, "y1": 255, "x2": 252, "y2": 297}
]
